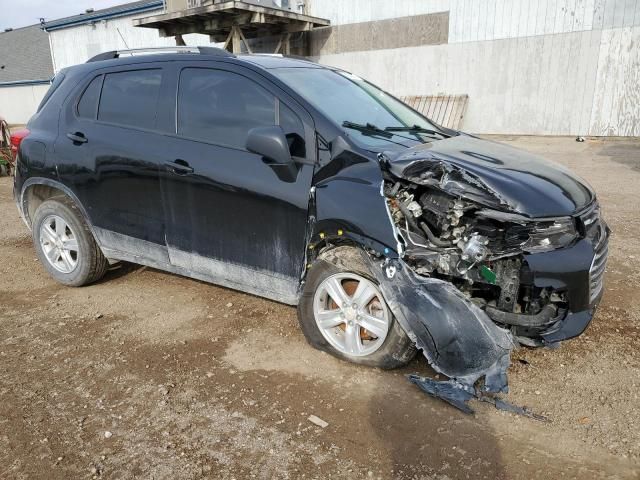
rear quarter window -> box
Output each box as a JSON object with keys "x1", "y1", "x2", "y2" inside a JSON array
[{"x1": 36, "y1": 73, "x2": 66, "y2": 113}]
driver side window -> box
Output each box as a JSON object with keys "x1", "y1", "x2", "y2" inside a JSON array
[
  {"x1": 177, "y1": 68, "x2": 305, "y2": 156},
  {"x1": 178, "y1": 68, "x2": 275, "y2": 150}
]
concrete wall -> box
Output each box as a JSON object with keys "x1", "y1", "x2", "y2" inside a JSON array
[
  {"x1": 307, "y1": 0, "x2": 640, "y2": 136},
  {"x1": 0, "y1": 84, "x2": 50, "y2": 125},
  {"x1": 309, "y1": 12, "x2": 450, "y2": 55},
  {"x1": 48, "y1": 10, "x2": 215, "y2": 71}
]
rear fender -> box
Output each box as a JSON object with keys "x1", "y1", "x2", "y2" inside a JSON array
[{"x1": 20, "y1": 177, "x2": 94, "y2": 233}]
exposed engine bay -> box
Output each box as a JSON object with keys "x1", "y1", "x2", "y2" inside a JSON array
[{"x1": 382, "y1": 163, "x2": 577, "y2": 346}]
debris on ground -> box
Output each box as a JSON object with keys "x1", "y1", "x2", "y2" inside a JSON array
[
  {"x1": 308, "y1": 415, "x2": 329, "y2": 428},
  {"x1": 408, "y1": 375, "x2": 549, "y2": 422}
]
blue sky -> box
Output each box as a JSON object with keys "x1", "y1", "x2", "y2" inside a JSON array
[{"x1": 0, "y1": 0, "x2": 128, "y2": 30}]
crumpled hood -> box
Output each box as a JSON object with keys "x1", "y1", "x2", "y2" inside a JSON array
[{"x1": 384, "y1": 134, "x2": 594, "y2": 217}]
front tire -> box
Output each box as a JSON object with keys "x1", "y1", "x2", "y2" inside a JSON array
[
  {"x1": 32, "y1": 198, "x2": 109, "y2": 287},
  {"x1": 298, "y1": 246, "x2": 416, "y2": 369}
]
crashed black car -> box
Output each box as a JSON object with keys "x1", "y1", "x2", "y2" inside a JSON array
[{"x1": 14, "y1": 47, "x2": 609, "y2": 408}]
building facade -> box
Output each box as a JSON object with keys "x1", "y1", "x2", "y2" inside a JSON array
[
  {"x1": 0, "y1": 25, "x2": 54, "y2": 125},
  {"x1": 44, "y1": 0, "x2": 214, "y2": 71},
  {"x1": 2, "y1": 0, "x2": 639, "y2": 136}
]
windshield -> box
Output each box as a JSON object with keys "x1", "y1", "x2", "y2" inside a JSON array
[{"x1": 272, "y1": 67, "x2": 446, "y2": 149}]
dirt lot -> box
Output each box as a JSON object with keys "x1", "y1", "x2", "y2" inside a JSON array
[{"x1": 0, "y1": 136, "x2": 639, "y2": 479}]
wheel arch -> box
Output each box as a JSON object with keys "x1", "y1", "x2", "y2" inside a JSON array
[{"x1": 20, "y1": 178, "x2": 94, "y2": 234}]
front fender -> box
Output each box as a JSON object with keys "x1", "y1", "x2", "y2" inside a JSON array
[{"x1": 310, "y1": 139, "x2": 400, "y2": 258}]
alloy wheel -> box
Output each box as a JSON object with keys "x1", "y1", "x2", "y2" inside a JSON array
[
  {"x1": 313, "y1": 273, "x2": 391, "y2": 357},
  {"x1": 39, "y1": 215, "x2": 79, "y2": 274}
]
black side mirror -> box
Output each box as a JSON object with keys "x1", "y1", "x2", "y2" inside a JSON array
[{"x1": 246, "y1": 126, "x2": 293, "y2": 165}]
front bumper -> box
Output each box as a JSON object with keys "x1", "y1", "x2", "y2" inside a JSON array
[{"x1": 521, "y1": 215, "x2": 610, "y2": 344}]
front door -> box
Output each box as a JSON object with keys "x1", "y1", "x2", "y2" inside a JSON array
[{"x1": 159, "y1": 64, "x2": 315, "y2": 304}]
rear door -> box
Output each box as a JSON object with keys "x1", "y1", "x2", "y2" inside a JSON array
[
  {"x1": 159, "y1": 62, "x2": 316, "y2": 304},
  {"x1": 56, "y1": 64, "x2": 173, "y2": 265}
]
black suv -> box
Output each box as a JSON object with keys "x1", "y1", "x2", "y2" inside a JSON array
[{"x1": 14, "y1": 47, "x2": 609, "y2": 396}]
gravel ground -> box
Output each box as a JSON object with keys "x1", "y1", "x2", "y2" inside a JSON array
[{"x1": 0, "y1": 136, "x2": 638, "y2": 479}]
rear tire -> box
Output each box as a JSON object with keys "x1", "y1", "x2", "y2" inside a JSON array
[
  {"x1": 32, "y1": 198, "x2": 109, "y2": 287},
  {"x1": 298, "y1": 246, "x2": 416, "y2": 369}
]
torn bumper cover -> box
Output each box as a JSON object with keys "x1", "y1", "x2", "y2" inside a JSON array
[{"x1": 365, "y1": 255, "x2": 514, "y2": 392}]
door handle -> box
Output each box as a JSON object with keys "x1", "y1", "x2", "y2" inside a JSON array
[
  {"x1": 67, "y1": 132, "x2": 88, "y2": 144},
  {"x1": 165, "y1": 159, "x2": 194, "y2": 175}
]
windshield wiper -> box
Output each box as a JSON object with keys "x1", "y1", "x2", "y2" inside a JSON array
[
  {"x1": 342, "y1": 121, "x2": 394, "y2": 138},
  {"x1": 384, "y1": 125, "x2": 451, "y2": 138}
]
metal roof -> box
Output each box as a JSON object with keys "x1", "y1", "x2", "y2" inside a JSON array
[
  {"x1": 44, "y1": 0, "x2": 163, "y2": 32},
  {"x1": 0, "y1": 25, "x2": 54, "y2": 85}
]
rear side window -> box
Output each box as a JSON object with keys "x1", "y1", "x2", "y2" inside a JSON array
[
  {"x1": 77, "y1": 75, "x2": 103, "y2": 119},
  {"x1": 98, "y1": 69, "x2": 162, "y2": 130},
  {"x1": 178, "y1": 68, "x2": 276, "y2": 149}
]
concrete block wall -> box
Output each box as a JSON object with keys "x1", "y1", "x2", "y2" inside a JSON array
[{"x1": 307, "y1": 0, "x2": 640, "y2": 136}]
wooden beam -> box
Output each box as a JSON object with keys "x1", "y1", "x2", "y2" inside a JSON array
[
  {"x1": 162, "y1": 12, "x2": 260, "y2": 37},
  {"x1": 231, "y1": 25, "x2": 242, "y2": 53},
  {"x1": 223, "y1": 28, "x2": 234, "y2": 51},
  {"x1": 285, "y1": 21, "x2": 313, "y2": 33},
  {"x1": 236, "y1": 26, "x2": 252, "y2": 54},
  {"x1": 250, "y1": 12, "x2": 266, "y2": 24},
  {"x1": 273, "y1": 34, "x2": 283, "y2": 54},
  {"x1": 155, "y1": 8, "x2": 319, "y2": 39},
  {"x1": 134, "y1": 0, "x2": 330, "y2": 29}
]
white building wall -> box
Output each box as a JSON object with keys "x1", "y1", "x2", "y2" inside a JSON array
[
  {"x1": 0, "y1": 84, "x2": 50, "y2": 125},
  {"x1": 308, "y1": 0, "x2": 640, "y2": 136},
  {"x1": 44, "y1": 1, "x2": 640, "y2": 136},
  {"x1": 48, "y1": 10, "x2": 215, "y2": 71}
]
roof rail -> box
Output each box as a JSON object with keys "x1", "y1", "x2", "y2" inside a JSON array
[{"x1": 86, "y1": 46, "x2": 235, "y2": 63}]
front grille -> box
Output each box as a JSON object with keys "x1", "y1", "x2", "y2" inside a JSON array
[
  {"x1": 589, "y1": 234, "x2": 608, "y2": 304},
  {"x1": 580, "y1": 202, "x2": 609, "y2": 304}
]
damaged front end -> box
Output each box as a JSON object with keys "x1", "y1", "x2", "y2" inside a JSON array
[
  {"x1": 309, "y1": 129, "x2": 609, "y2": 415},
  {"x1": 381, "y1": 151, "x2": 609, "y2": 348},
  {"x1": 363, "y1": 144, "x2": 610, "y2": 414}
]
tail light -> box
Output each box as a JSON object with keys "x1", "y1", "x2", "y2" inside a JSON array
[{"x1": 9, "y1": 128, "x2": 30, "y2": 162}]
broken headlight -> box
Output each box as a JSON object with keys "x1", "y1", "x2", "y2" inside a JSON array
[{"x1": 522, "y1": 217, "x2": 577, "y2": 253}]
